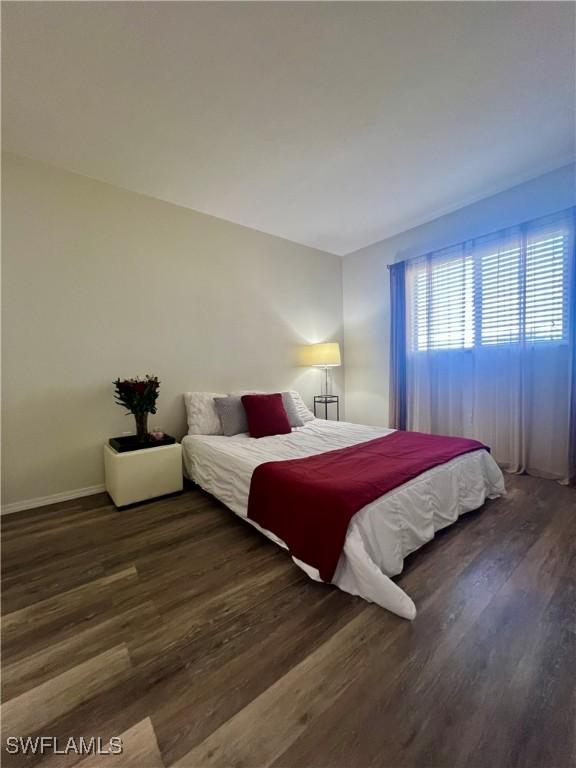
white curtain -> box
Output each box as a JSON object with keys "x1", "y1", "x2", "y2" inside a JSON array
[{"x1": 404, "y1": 210, "x2": 575, "y2": 483}]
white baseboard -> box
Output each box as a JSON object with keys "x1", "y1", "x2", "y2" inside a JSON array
[{"x1": 1, "y1": 484, "x2": 107, "y2": 516}]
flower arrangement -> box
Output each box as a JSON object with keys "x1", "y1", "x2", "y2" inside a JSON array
[{"x1": 113, "y1": 375, "x2": 160, "y2": 442}]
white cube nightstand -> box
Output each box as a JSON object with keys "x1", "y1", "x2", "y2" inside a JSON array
[{"x1": 104, "y1": 442, "x2": 183, "y2": 508}]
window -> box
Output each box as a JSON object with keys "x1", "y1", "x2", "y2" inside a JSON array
[
  {"x1": 407, "y1": 213, "x2": 572, "y2": 352},
  {"x1": 412, "y1": 250, "x2": 474, "y2": 350}
]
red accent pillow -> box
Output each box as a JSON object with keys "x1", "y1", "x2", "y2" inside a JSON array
[{"x1": 241, "y1": 394, "x2": 292, "y2": 439}]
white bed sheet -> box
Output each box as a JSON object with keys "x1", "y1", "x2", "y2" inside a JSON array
[{"x1": 181, "y1": 419, "x2": 505, "y2": 619}]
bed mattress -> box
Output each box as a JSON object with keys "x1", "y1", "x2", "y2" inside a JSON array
[{"x1": 181, "y1": 419, "x2": 505, "y2": 619}]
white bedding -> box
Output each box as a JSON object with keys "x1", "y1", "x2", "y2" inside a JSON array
[{"x1": 181, "y1": 419, "x2": 505, "y2": 619}]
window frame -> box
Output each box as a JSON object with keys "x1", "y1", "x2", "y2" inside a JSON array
[{"x1": 406, "y1": 212, "x2": 573, "y2": 354}]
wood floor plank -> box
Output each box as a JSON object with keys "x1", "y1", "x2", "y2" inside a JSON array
[
  {"x1": 2, "y1": 567, "x2": 139, "y2": 663},
  {"x1": 156, "y1": 586, "x2": 365, "y2": 766},
  {"x1": 77, "y1": 717, "x2": 164, "y2": 768},
  {"x1": 376, "y1": 498, "x2": 576, "y2": 768},
  {"x1": 171, "y1": 605, "x2": 401, "y2": 768},
  {"x1": 272, "y1": 483, "x2": 576, "y2": 768},
  {"x1": 1, "y1": 645, "x2": 132, "y2": 737},
  {"x1": 458, "y1": 549, "x2": 576, "y2": 768},
  {"x1": 2, "y1": 602, "x2": 161, "y2": 701},
  {"x1": 3, "y1": 568, "x2": 137, "y2": 631},
  {"x1": 1, "y1": 476, "x2": 574, "y2": 768},
  {"x1": 509, "y1": 557, "x2": 576, "y2": 768},
  {"x1": 1, "y1": 553, "x2": 110, "y2": 617},
  {"x1": 22, "y1": 663, "x2": 191, "y2": 768}
]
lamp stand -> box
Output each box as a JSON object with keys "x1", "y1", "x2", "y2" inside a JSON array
[{"x1": 321, "y1": 366, "x2": 332, "y2": 396}]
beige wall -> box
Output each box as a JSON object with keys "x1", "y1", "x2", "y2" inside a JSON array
[
  {"x1": 343, "y1": 164, "x2": 576, "y2": 427},
  {"x1": 2, "y1": 153, "x2": 343, "y2": 508}
]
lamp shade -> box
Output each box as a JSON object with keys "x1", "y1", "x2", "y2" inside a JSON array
[{"x1": 299, "y1": 342, "x2": 341, "y2": 367}]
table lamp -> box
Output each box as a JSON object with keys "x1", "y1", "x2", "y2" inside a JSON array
[{"x1": 299, "y1": 342, "x2": 341, "y2": 396}]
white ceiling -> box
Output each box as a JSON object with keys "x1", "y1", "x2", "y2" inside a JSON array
[{"x1": 3, "y1": 2, "x2": 575, "y2": 256}]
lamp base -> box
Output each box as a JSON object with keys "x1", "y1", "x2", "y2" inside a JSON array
[{"x1": 321, "y1": 367, "x2": 334, "y2": 397}]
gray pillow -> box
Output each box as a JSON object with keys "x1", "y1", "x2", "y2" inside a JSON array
[
  {"x1": 281, "y1": 392, "x2": 304, "y2": 428},
  {"x1": 213, "y1": 396, "x2": 249, "y2": 436}
]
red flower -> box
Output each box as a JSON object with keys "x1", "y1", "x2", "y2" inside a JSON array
[{"x1": 113, "y1": 375, "x2": 161, "y2": 416}]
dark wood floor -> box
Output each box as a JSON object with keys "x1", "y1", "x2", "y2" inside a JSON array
[{"x1": 1, "y1": 475, "x2": 575, "y2": 768}]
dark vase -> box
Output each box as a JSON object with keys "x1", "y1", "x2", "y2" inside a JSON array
[{"x1": 134, "y1": 412, "x2": 149, "y2": 442}]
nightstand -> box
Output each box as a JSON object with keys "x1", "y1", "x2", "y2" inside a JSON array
[
  {"x1": 314, "y1": 395, "x2": 340, "y2": 421},
  {"x1": 104, "y1": 442, "x2": 183, "y2": 508}
]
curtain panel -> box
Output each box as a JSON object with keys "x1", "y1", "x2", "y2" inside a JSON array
[
  {"x1": 569, "y1": 208, "x2": 576, "y2": 484},
  {"x1": 389, "y1": 261, "x2": 407, "y2": 430},
  {"x1": 390, "y1": 208, "x2": 575, "y2": 483}
]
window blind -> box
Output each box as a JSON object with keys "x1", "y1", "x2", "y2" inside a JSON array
[{"x1": 407, "y1": 211, "x2": 572, "y2": 352}]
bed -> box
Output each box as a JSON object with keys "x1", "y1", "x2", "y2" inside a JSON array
[{"x1": 182, "y1": 417, "x2": 505, "y2": 620}]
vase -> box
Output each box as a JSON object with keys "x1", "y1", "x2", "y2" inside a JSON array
[{"x1": 134, "y1": 412, "x2": 149, "y2": 442}]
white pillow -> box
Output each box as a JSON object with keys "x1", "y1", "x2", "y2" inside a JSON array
[
  {"x1": 289, "y1": 390, "x2": 315, "y2": 423},
  {"x1": 184, "y1": 392, "x2": 226, "y2": 435}
]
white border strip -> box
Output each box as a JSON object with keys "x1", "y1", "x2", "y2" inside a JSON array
[{"x1": 2, "y1": 485, "x2": 106, "y2": 516}]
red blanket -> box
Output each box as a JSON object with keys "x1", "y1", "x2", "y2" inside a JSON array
[{"x1": 247, "y1": 430, "x2": 488, "y2": 582}]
